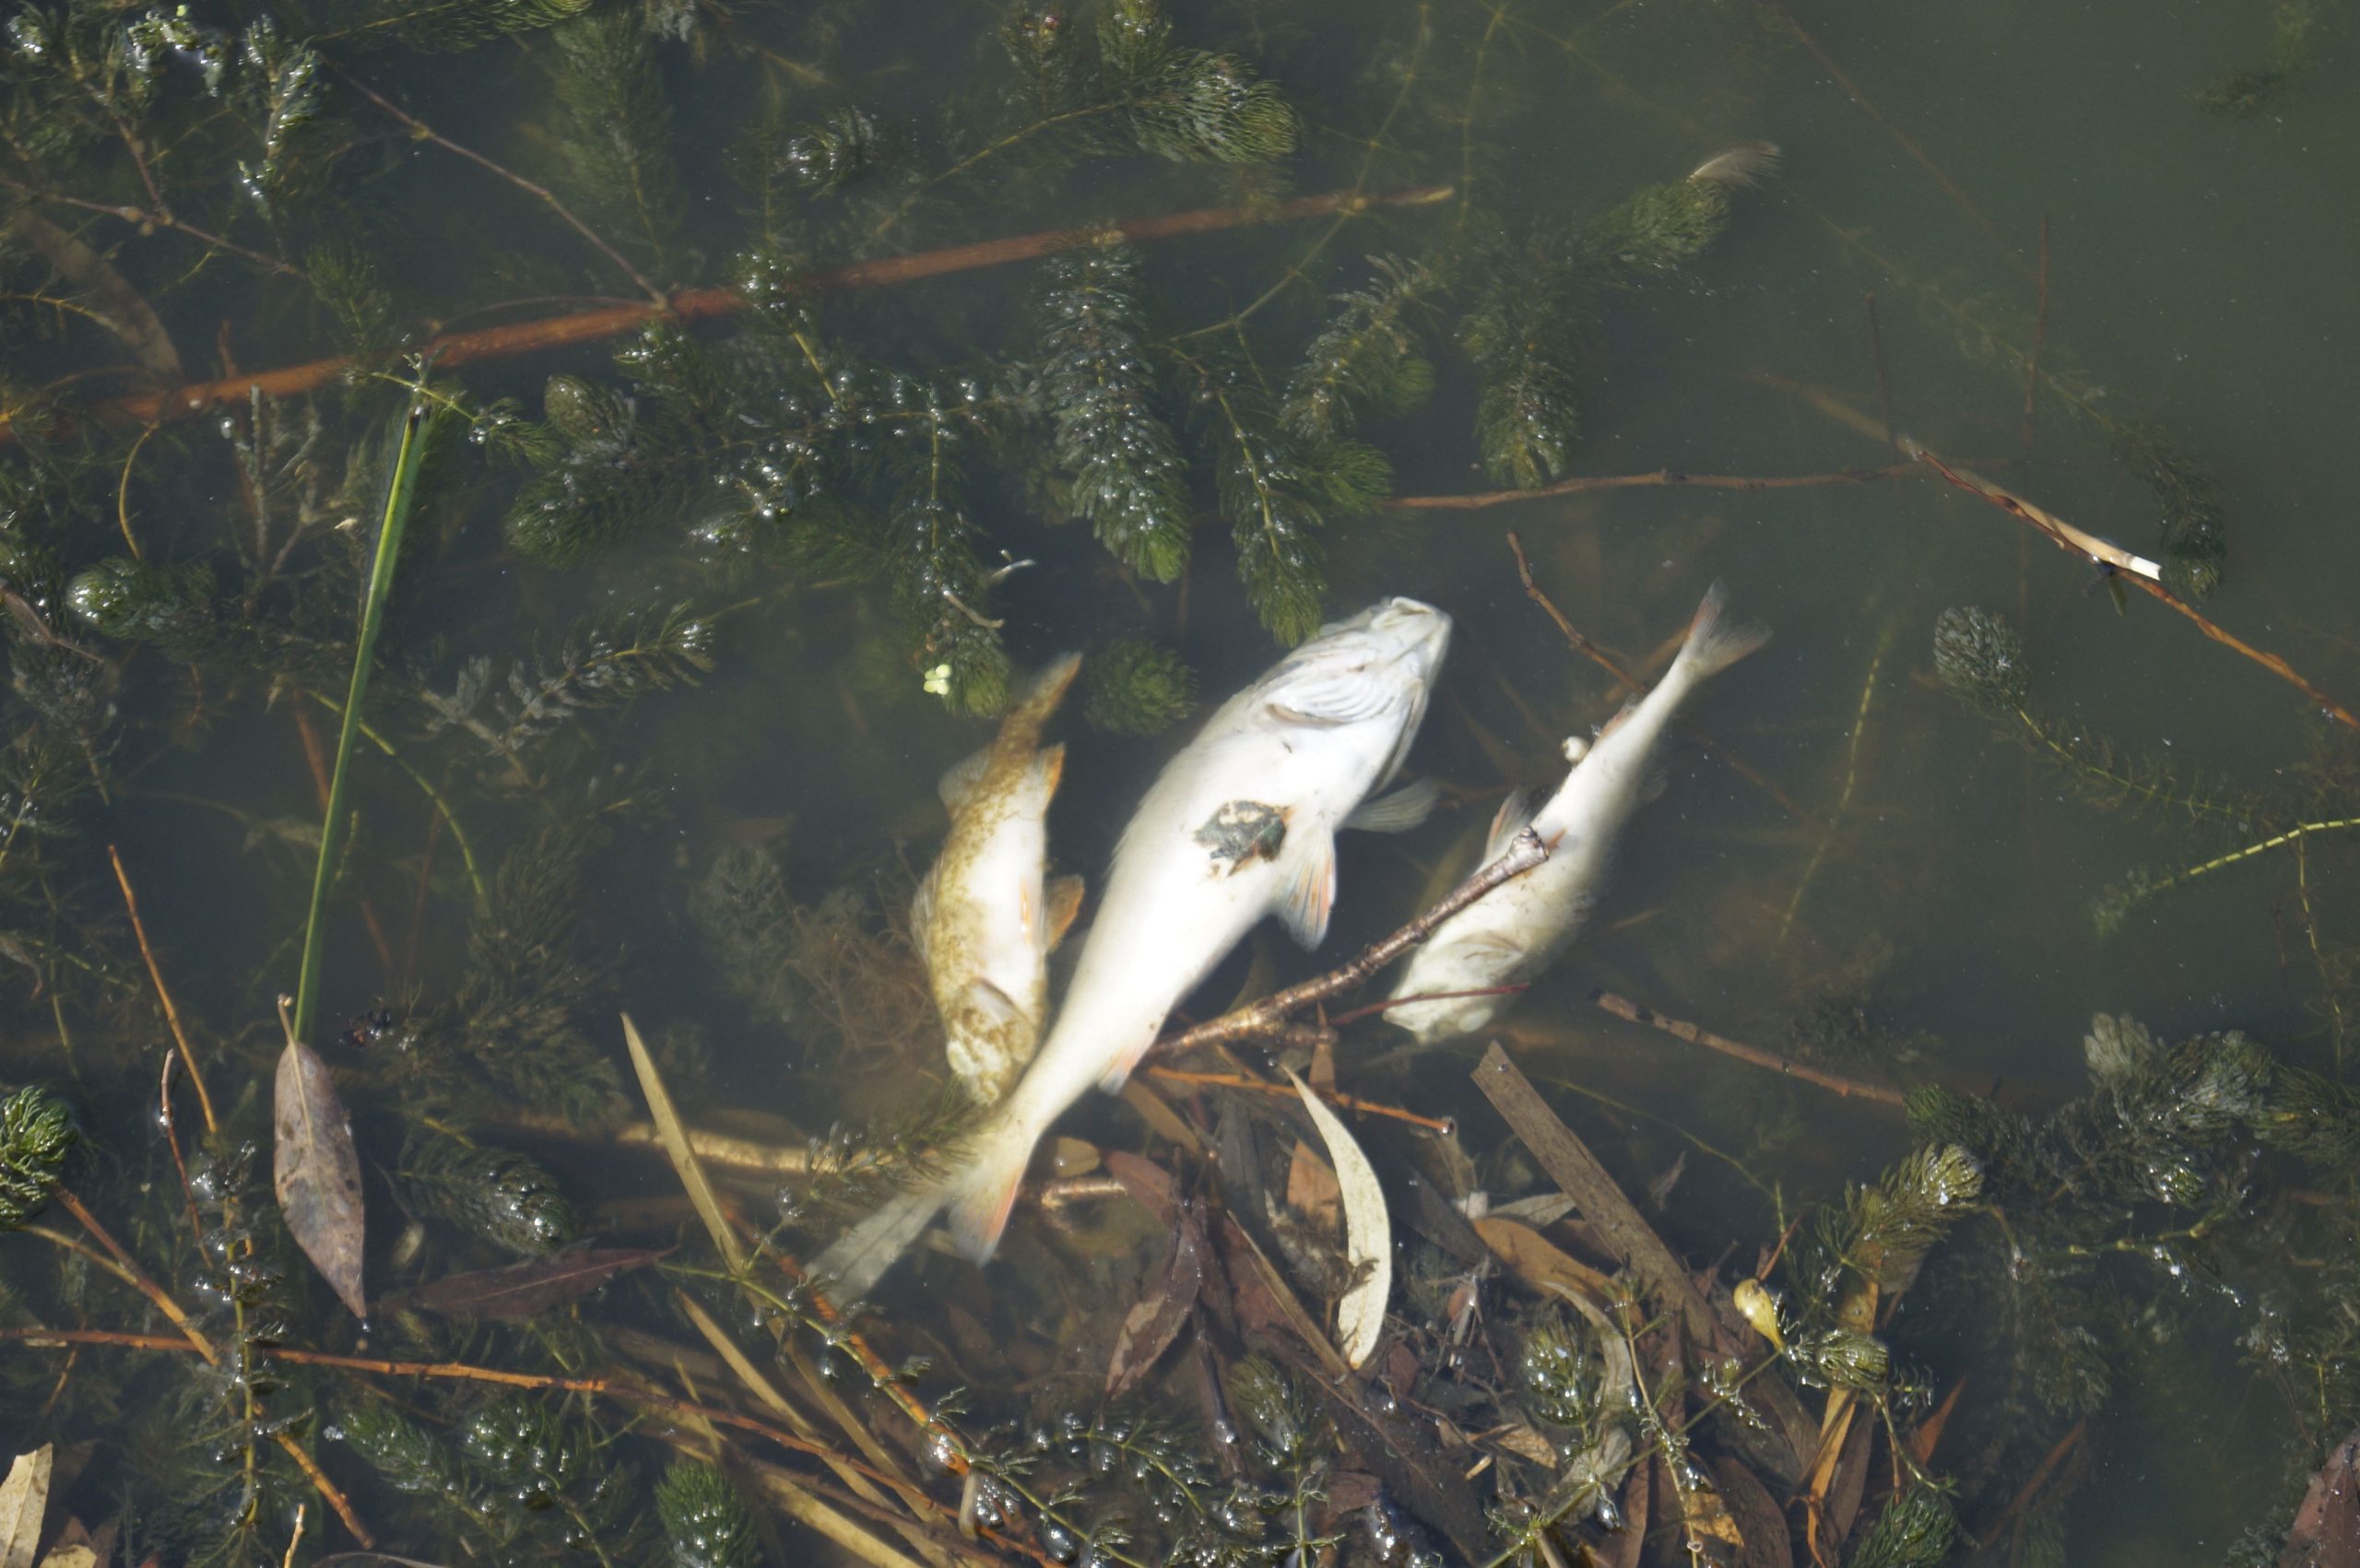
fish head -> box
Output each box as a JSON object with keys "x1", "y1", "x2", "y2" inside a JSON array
[{"x1": 1259, "y1": 597, "x2": 1452, "y2": 784}]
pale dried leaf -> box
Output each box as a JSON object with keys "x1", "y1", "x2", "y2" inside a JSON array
[
  {"x1": 1491, "y1": 1424, "x2": 1558, "y2": 1465},
  {"x1": 1285, "y1": 1070, "x2": 1391, "y2": 1369},
  {"x1": 1106, "y1": 1202, "x2": 1206, "y2": 1397},
  {"x1": 274, "y1": 1039, "x2": 367, "y2": 1318},
  {"x1": 621, "y1": 1012, "x2": 745, "y2": 1274},
  {"x1": 0, "y1": 1445, "x2": 51, "y2": 1568}
]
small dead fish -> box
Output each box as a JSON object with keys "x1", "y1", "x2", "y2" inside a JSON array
[
  {"x1": 911, "y1": 653, "x2": 1083, "y2": 1106},
  {"x1": 1386, "y1": 582, "x2": 1769, "y2": 1044}
]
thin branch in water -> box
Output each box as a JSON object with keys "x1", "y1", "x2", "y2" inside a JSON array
[
  {"x1": 1507, "y1": 531, "x2": 1813, "y2": 821},
  {"x1": 2021, "y1": 216, "x2": 2051, "y2": 457},
  {"x1": 1150, "y1": 828, "x2": 1550, "y2": 1059},
  {"x1": 332, "y1": 67, "x2": 667, "y2": 305},
  {"x1": 107, "y1": 844, "x2": 217, "y2": 1132},
  {"x1": 1587, "y1": 988, "x2": 1906, "y2": 1106},
  {"x1": 1908, "y1": 441, "x2": 2360, "y2": 733},
  {"x1": 1386, "y1": 462, "x2": 1919, "y2": 510},
  {"x1": 9, "y1": 183, "x2": 1453, "y2": 442},
  {"x1": 1142, "y1": 1065, "x2": 1457, "y2": 1134},
  {"x1": 1862, "y1": 291, "x2": 1896, "y2": 449}
]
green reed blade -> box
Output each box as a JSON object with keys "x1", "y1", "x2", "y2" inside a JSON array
[{"x1": 292, "y1": 389, "x2": 431, "y2": 1043}]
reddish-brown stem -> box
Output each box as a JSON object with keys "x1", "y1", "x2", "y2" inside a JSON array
[
  {"x1": 1144, "y1": 1065, "x2": 1456, "y2": 1134},
  {"x1": 6, "y1": 183, "x2": 1452, "y2": 442},
  {"x1": 157, "y1": 1050, "x2": 205, "y2": 1246},
  {"x1": 1386, "y1": 462, "x2": 1920, "y2": 510},
  {"x1": 106, "y1": 843, "x2": 216, "y2": 1132},
  {"x1": 1589, "y1": 988, "x2": 1906, "y2": 1106}
]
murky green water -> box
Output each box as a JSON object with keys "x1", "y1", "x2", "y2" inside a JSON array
[{"x1": 4, "y1": 1, "x2": 2356, "y2": 1562}]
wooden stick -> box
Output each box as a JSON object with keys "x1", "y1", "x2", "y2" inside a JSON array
[
  {"x1": 1589, "y1": 988, "x2": 1906, "y2": 1106},
  {"x1": 1150, "y1": 828, "x2": 1549, "y2": 1058},
  {"x1": 106, "y1": 844, "x2": 217, "y2": 1132},
  {"x1": 1908, "y1": 442, "x2": 2360, "y2": 734},
  {"x1": 8, "y1": 183, "x2": 1452, "y2": 441},
  {"x1": 2020, "y1": 217, "x2": 2051, "y2": 457},
  {"x1": 1386, "y1": 463, "x2": 1918, "y2": 510},
  {"x1": 1469, "y1": 1043, "x2": 1718, "y2": 1346}
]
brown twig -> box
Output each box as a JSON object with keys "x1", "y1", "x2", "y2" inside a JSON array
[
  {"x1": 1976, "y1": 1419, "x2": 2087, "y2": 1549},
  {"x1": 106, "y1": 843, "x2": 216, "y2": 1132},
  {"x1": 1143, "y1": 1066, "x2": 1457, "y2": 1134},
  {"x1": 1908, "y1": 442, "x2": 2360, "y2": 734},
  {"x1": 1588, "y1": 988, "x2": 1906, "y2": 1106},
  {"x1": 332, "y1": 68, "x2": 667, "y2": 305},
  {"x1": 158, "y1": 1050, "x2": 206, "y2": 1246},
  {"x1": 7, "y1": 183, "x2": 1453, "y2": 442},
  {"x1": 1386, "y1": 462, "x2": 1919, "y2": 510},
  {"x1": 20, "y1": 188, "x2": 302, "y2": 280},
  {"x1": 1151, "y1": 828, "x2": 1549, "y2": 1059},
  {"x1": 1507, "y1": 531, "x2": 1813, "y2": 822}
]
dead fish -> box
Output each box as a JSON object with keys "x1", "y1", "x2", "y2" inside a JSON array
[
  {"x1": 1386, "y1": 582, "x2": 1769, "y2": 1044},
  {"x1": 912, "y1": 653, "x2": 1084, "y2": 1107},
  {"x1": 817, "y1": 597, "x2": 1453, "y2": 1297}
]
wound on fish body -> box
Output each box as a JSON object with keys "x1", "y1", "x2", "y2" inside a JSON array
[{"x1": 1196, "y1": 799, "x2": 1289, "y2": 872}]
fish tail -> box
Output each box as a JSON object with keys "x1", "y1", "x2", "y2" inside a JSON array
[
  {"x1": 1671, "y1": 581, "x2": 1772, "y2": 688},
  {"x1": 1007, "y1": 652, "x2": 1083, "y2": 737},
  {"x1": 810, "y1": 1172, "x2": 959, "y2": 1302},
  {"x1": 941, "y1": 1100, "x2": 1045, "y2": 1264}
]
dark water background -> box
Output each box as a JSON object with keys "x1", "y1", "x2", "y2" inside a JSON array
[{"x1": 9, "y1": 0, "x2": 2359, "y2": 1561}]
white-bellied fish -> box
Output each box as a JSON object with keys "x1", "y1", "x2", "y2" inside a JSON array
[
  {"x1": 817, "y1": 597, "x2": 1453, "y2": 1297},
  {"x1": 1385, "y1": 582, "x2": 1768, "y2": 1044},
  {"x1": 913, "y1": 654, "x2": 1084, "y2": 1107}
]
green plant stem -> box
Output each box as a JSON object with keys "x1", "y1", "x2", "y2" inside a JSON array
[
  {"x1": 302, "y1": 690, "x2": 489, "y2": 911},
  {"x1": 293, "y1": 389, "x2": 431, "y2": 1043},
  {"x1": 2133, "y1": 814, "x2": 2360, "y2": 907}
]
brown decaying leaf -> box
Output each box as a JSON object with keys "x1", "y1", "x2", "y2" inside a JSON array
[
  {"x1": 0, "y1": 1445, "x2": 50, "y2": 1568},
  {"x1": 1712, "y1": 1457, "x2": 1794, "y2": 1568},
  {"x1": 1285, "y1": 1138, "x2": 1343, "y2": 1233},
  {"x1": 274, "y1": 1038, "x2": 368, "y2": 1319},
  {"x1": 384, "y1": 1248, "x2": 666, "y2": 1320},
  {"x1": 2283, "y1": 1428, "x2": 2360, "y2": 1568},
  {"x1": 1106, "y1": 1200, "x2": 1208, "y2": 1397},
  {"x1": 1473, "y1": 1215, "x2": 1615, "y2": 1304},
  {"x1": 620, "y1": 1012, "x2": 746, "y2": 1274},
  {"x1": 1285, "y1": 1068, "x2": 1391, "y2": 1370}
]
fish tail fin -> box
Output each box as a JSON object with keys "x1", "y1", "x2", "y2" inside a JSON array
[
  {"x1": 1671, "y1": 581, "x2": 1771, "y2": 689},
  {"x1": 941, "y1": 1102, "x2": 1045, "y2": 1264},
  {"x1": 811, "y1": 1172, "x2": 960, "y2": 1302},
  {"x1": 1008, "y1": 653, "x2": 1083, "y2": 734}
]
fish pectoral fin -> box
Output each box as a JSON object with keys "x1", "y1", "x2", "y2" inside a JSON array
[
  {"x1": 1044, "y1": 874, "x2": 1086, "y2": 950},
  {"x1": 1024, "y1": 743, "x2": 1067, "y2": 809},
  {"x1": 959, "y1": 977, "x2": 1026, "y2": 1028},
  {"x1": 1345, "y1": 776, "x2": 1440, "y2": 833},
  {"x1": 1277, "y1": 831, "x2": 1338, "y2": 949},
  {"x1": 1483, "y1": 788, "x2": 1536, "y2": 859},
  {"x1": 938, "y1": 747, "x2": 992, "y2": 811},
  {"x1": 1267, "y1": 663, "x2": 1396, "y2": 726}
]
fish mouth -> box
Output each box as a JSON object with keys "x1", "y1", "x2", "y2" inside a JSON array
[{"x1": 1366, "y1": 596, "x2": 1453, "y2": 668}]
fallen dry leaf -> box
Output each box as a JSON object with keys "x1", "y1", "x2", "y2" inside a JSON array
[
  {"x1": 2283, "y1": 1428, "x2": 2360, "y2": 1568},
  {"x1": 1107, "y1": 1201, "x2": 1208, "y2": 1397},
  {"x1": 1474, "y1": 1215, "x2": 1615, "y2": 1305},
  {"x1": 0, "y1": 1444, "x2": 51, "y2": 1568},
  {"x1": 386, "y1": 1247, "x2": 667, "y2": 1320},
  {"x1": 274, "y1": 1038, "x2": 367, "y2": 1318},
  {"x1": 1712, "y1": 1457, "x2": 1794, "y2": 1568},
  {"x1": 1285, "y1": 1138, "x2": 1343, "y2": 1232},
  {"x1": 1286, "y1": 1069, "x2": 1391, "y2": 1369},
  {"x1": 621, "y1": 1012, "x2": 746, "y2": 1274}
]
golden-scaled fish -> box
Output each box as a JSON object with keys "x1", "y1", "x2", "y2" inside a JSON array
[
  {"x1": 818, "y1": 598, "x2": 1452, "y2": 1297},
  {"x1": 913, "y1": 653, "x2": 1084, "y2": 1107},
  {"x1": 1385, "y1": 582, "x2": 1769, "y2": 1044}
]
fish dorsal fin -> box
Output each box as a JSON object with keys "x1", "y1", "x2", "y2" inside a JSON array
[
  {"x1": 1267, "y1": 662, "x2": 1398, "y2": 726},
  {"x1": 1044, "y1": 874, "x2": 1085, "y2": 950},
  {"x1": 1277, "y1": 831, "x2": 1338, "y2": 949},
  {"x1": 938, "y1": 748, "x2": 991, "y2": 811},
  {"x1": 1345, "y1": 777, "x2": 1440, "y2": 833},
  {"x1": 1484, "y1": 788, "x2": 1536, "y2": 860}
]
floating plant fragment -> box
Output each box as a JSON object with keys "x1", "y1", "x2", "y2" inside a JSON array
[{"x1": 274, "y1": 1025, "x2": 368, "y2": 1319}]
